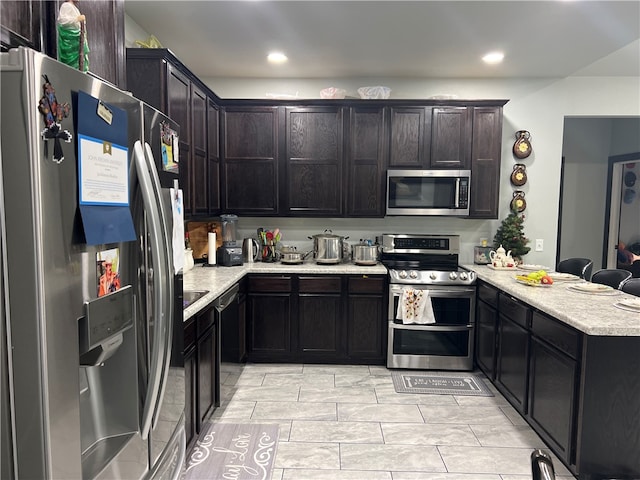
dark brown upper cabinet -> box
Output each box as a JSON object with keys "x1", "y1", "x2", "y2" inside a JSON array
[
  {"x1": 207, "y1": 99, "x2": 220, "y2": 214},
  {"x1": 430, "y1": 106, "x2": 472, "y2": 169},
  {"x1": 222, "y1": 106, "x2": 280, "y2": 215},
  {"x1": 284, "y1": 106, "x2": 344, "y2": 216},
  {"x1": 389, "y1": 107, "x2": 426, "y2": 167},
  {"x1": 127, "y1": 48, "x2": 222, "y2": 218},
  {"x1": 2, "y1": 0, "x2": 126, "y2": 88},
  {"x1": 469, "y1": 106, "x2": 503, "y2": 218},
  {"x1": 346, "y1": 106, "x2": 388, "y2": 217}
]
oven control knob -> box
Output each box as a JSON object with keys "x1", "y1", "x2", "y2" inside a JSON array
[
  {"x1": 429, "y1": 272, "x2": 437, "y2": 280},
  {"x1": 449, "y1": 272, "x2": 458, "y2": 280},
  {"x1": 460, "y1": 272, "x2": 468, "y2": 281},
  {"x1": 399, "y1": 270, "x2": 408, "y2": 279},
  {"x1": 409, "y1": 270, "x2": 418, "y2": 279}
]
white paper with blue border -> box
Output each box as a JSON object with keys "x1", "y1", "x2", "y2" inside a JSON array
[{"x1": 77, "y1": 90, "x2": 136, "y2": 245}]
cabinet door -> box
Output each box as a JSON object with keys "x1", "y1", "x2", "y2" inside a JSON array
[
  {"x1": 285, "y1": 107, "x2": 344, "y2": 216},
  {"x1": 299, "y1": 294, "x2": 342, "y2": 359},
  {"x1": 207, "y1": 98, "x2": 220, "y2": 214},
  {"x1": 528, "y1": 336, "x2": 578, "y2": 465},
  {"x1": 389, "y1": 107, "x2": 426, "y2": 167},
  {"x1": 476, "y1": 299, "x2": 498, "y2": 379},
  {"x1": 248, "y1": 293, "x2": 292, "y2": 359},
  {"x1": 347, "y1": 276, "x2": 386, "y2": 363},
  {"x1": 223, "y1": 107, "x2": 279, "y2": 215},
  {"x1": 346, "y1": 107, "x2": 387, "y2": 217},
  {"x1": 496, "y1": 314, "x2": 530, "y2": 413},
  {"x1": 197, "y1": 323, "x2": 216, "y2": 430},
  {"x1": 166, "y1": 65, "x2": 192, "y2": 214},
  {"x1": 184, "y1": 346, "x2": 197, "y2": 450},
  {"x1": 1, "y1": 1, "x2": 44, "y2": 52},
  {"x1": 429, "y1": 107, "x2": 471, "y2": 169},
  {"x1": 191, "y1": 84, "x2": 208, "y2": 215},
  {"x1": 469, "y1": 106, "x2": 503, "y2": 218}
]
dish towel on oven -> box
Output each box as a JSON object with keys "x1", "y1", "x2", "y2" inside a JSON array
[{"x1": 396, "y1": 287, "x2": 436, "y2": 324}]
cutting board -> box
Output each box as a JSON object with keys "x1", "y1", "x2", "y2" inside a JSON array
[{"x1": 186, "y1": 221, "x2": 222, "y2": 260}]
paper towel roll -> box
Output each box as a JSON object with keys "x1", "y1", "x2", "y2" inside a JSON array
[{"x1": 208, "y1": 232, "x2": 216, "y2": 265}]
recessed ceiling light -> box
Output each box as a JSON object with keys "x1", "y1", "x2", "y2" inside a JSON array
[
  {"x1": 267, "y1": 52, "x2": 288, "y2": 64},
  {"x1": 482, "y1": 51, "x2": 504, "y2": 65}
]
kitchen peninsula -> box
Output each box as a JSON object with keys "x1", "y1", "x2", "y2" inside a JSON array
[{"x1": 184, "y1": 262, "x2": 640, "y2": 479}]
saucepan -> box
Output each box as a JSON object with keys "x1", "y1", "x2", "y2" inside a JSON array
[
  {"x1": 352, "y1": 244, "x2": 379, "y2": 266},
  {"x1": 280, "y1": 250, "x2": 313, "y2": 265}
]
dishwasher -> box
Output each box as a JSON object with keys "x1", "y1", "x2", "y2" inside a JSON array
[{"x1": 215, "y1": 284, "x2": 240, "y2": 400}]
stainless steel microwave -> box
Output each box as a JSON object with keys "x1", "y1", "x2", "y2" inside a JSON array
[{"x1": 386, "y1": 169, "x2": 471, "y2": 216}]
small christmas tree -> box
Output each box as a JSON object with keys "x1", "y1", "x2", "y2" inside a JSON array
[{"x1": 493, "y1": 209, "x2": 531, "y2": 260}]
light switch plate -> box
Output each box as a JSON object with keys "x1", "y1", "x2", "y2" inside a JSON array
[{"x1": 535, "y1": 239, "x2": 544, "y2": 252}]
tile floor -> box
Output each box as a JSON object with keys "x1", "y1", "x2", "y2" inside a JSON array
[{"x1": 211, "y1": 363, "x2": 576, "y2": 480}]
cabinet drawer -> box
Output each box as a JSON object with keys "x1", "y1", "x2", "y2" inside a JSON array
[
  {"x1": 184, "y1": 318, "x2": 196, "y2": 351},
  {"x1": 348, "y1": 276, "x2": 385, "y2": 294},
  {"x1": 248, "y1": 276, "x2": 292, "y2": 292},
  {"x1": 478, "y1": 282, "x2": 499, "y2": 307},
  {"x1": 531, "y1": 311, "x2": 580, "y2": 359},
  {"x1": 299, "y1": 276, "x2": 342, "y2": 293},
  {"x1": 499, "y1": 293, "x2": 529, "y2": 328},
  {"x1": 196, "y1": 308, "x2": 215, "y2": 337}
]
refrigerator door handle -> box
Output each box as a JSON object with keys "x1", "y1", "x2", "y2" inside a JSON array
[
  {"x1": 143, "y1": 142, "x2": 175, "y2": 430},
  {"x1": 134, "y1": 140, "x2": 170, "y2": 441}
]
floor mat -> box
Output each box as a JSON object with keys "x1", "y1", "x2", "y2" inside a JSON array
[
  {"x1": 184, "y1": 422, "x2": 279, "y2": 480},
  {"x1": 391, "y1": 371, "x2": 494, "y2": 396}
]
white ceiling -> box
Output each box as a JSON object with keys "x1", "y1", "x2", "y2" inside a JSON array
[{"x1": 124, "y1": 1, "x2": 640, "y2": 79}]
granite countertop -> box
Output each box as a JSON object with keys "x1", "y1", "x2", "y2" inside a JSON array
[
  {"x1": 467, "y1": 265, "x2": 640, "y2": 336},
  {"x1": 182, "y1": 260, "x2": 387, "y2": 321}
]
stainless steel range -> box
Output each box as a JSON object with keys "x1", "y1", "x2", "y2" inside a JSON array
[{"x1": 381, "y1": 234, "x2": 476, "y2": 370}]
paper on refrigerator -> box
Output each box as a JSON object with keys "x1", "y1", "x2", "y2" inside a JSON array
[{"x1": 171, "y1": 187, "x2": 185, "y2": 274}]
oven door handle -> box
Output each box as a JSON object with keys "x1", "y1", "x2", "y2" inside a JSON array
[
  {"x1": 389, "y1": 323, "x2": 474, "y2": 331},
  {"x1": 390, "y1": 288, "x2": 476, "y2": 296}
]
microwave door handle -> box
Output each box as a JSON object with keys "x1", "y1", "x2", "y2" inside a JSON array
[{"x1": 454, "y1": 177, "x2": 460, "y2": 208}]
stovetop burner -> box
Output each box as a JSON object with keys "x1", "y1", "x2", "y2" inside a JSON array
[{"x1": 381, "y1": 233, "x2": 476, "y2": 286}]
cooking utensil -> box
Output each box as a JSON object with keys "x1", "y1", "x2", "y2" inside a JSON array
[
  {"x1": 352, "y1": 244, "x2": 378, "y2": 265},
  {"x1": 308, "y1": 230, "x2": 348, "y2": 264},
  {"x1": 280, "y1": 250, "x2": 312, "y2": 264}
]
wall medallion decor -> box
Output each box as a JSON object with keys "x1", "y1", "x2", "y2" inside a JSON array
[
  {"x1": 510, "y1": 164, "x2": 527, "y2": 186},
  {"x1": 511, "y1": 190, "x2": 527, "y2": 212},
  {"x1": 513, "y1": 130, "x2": 532, "y2": 159}
]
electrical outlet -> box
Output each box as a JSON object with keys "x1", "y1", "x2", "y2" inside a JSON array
[{"x1": 535, "y1": 239, "x2": 544, "y2": 252}]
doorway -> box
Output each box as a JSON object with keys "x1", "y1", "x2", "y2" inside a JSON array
[{"x1": 604, "y1": 153, "x2": 640, "y2": 274}]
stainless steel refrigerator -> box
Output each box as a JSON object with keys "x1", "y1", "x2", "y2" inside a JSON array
[{"x1": 0, "y1": 47, "x2": 185, "y2": 479}]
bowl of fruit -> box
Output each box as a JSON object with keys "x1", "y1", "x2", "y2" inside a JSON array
[{"x1": 515, "y1": 270, "x2": 554, "y2": 286}]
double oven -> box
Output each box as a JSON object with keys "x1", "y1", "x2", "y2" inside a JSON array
[{"x1": 381, "y1": 234, "x2": 476, "y2": 371}]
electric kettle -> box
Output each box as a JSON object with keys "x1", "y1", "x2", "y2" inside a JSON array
[{"x1": 242, "y1": 238, "x2": 260, "y2": 263}]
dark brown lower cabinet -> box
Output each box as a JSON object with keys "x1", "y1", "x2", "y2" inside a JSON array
[
  {"x1": 346, "y1": 276, "x2": 386, "y2": 363},
  {"x1": 197, "y1": 315, "x2": 217, "y2": 430},
  {"x1": 477, "y1": 283, "x2": 640, "y2": 479},
  {"x1": 298, "y1": 276, "x2": 342, "y2": 361},
  {"x1": 247, "y1": 274, "x2": 386, "y2": 364},
  {"x1": 495, "y1": 294, "x2": 530, "y2": 414},
  {"x1": 475, "y1": 281, "x2": 499, "y2": 379},
  {"x1": 247, "y1": 275, "x2": 293, "y2": 362},
  {"x1": 184, "y1": 318, "x2": 197, "y2": 450},
  {"x1": 528, "y1": 335, "x2": 578, "y2": 465},
  {"x1": 184, "y1": 306, "x2": 218, "y2": 452}
]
